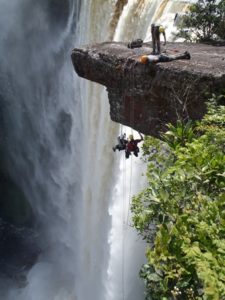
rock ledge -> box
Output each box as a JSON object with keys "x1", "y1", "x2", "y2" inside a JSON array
[{"x1": 71, "y1": 42, "x2": 225, "y2": 136}]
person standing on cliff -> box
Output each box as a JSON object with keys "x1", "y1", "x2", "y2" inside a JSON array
[{"x1": 151, "y1": 23, "x2": 166, "y2": 54}]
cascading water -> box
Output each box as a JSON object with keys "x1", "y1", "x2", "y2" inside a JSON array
[
  {"x1": 0, "y1": 1, "x2": 82, "y2": 299},
  {"x1": 0, "y1": 1, "x2": 190, "y2": 299}
]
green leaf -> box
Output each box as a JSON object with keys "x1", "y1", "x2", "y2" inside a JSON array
[
  {"x1": 133, "y1": 97, "x2": 225, "y2": 299},
  {"x1": 147, "y1": 273, "x2": 162, "y2": 282}
]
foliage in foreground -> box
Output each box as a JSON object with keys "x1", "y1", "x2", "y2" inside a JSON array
[
  {"x1": 131, "y1": 95, "x2": 225, "y2": 300},
  {"x1": 176, "y1": 0, "x2": 225, "y2": 42}
]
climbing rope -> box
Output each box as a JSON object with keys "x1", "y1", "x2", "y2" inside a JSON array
[
  {"x1": 121, "y1": 53, "x2": 138, "y2": 300},
  {"x1": 122, "y1": 137, "x2": 126, "y2": 300},
  {"x1": 126, "y1": 51, "x2": 136, "y2": 226},
  {"x1": 126, "y1": 154, "x2": 133, "y2": 226}
]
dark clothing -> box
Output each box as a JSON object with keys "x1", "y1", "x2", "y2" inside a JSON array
[
  {"x1": 126, "y1": 139, "x2": 142, "y2": 152},
  {"x1": 151, "y1": 24, "x2": 166, "y2": 54},
  {"x1": 125, "y1": 134, "x2": 143, "y2": 159},
  {"x1": 160, "y1": 52, "x2": 190, "y2": 62},
  {"x1": 145, "y1": 51, "x2": 191, "y2": 64},
  {"x1": 151, "y1": 25, "x2": 160, "y2": 40},
  {"x1": 113, "y1": 134, "x2": 128, "y2": 152},
  {"x1": 126, "y1": 148, "x2": 139, "y2": 158}
]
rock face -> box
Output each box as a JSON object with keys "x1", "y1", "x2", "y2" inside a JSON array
[
  {"x1": 71, "y1": 42, "x2": 225, "y2": 136},
  {"x1": 0, "y1": 173, "x2": 39, "y2": 284}
]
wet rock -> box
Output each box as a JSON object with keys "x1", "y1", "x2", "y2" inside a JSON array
[
  {"x1": 71, "y1": 42, "x2": 225, "y2": 136},
  {"x1": 0, "y1": 174, "x2": 40, "y2": 284},
  {"x1": 0, "y1": 219, "x2": 39, "y2": 281},
  {"x1": 0, "y1": 174, "x2": 33, "y2": 227}
]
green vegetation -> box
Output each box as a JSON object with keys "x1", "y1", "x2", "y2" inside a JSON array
[
  {"x1": 131, "y1": 94, "x2": 225, "y2": 300},
  {"x1": 176, "y1": 0, "x2": 225, "y2": 42}
]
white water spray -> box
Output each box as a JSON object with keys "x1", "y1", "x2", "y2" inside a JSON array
[{"x1": 0, "y1": 1, "x2": 82, "y2": 299}]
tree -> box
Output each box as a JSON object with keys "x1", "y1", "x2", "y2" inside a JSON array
[
  {"x1": 177, "y1": 0, "x2": 225, "y2": 42},
  {"x1": 131, "y1": 93, "x2": 225, "y2": 300},
  {"x1": 214, "y1": 0, "x2": 225, "y2": 40}
]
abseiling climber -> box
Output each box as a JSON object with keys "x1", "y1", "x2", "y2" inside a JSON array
[
  {"x1": 140, "y1": 51, "x2": 191, "y2": 64},
  {"x1": 125, "y1": 133, "x2": 143, "y2": 159},
  {"x1": 112, "y1": 132, "x2": 144, "y2": 159},
  {"x1": 113, "y1": 133, "x2": 128, "y2": 152}
]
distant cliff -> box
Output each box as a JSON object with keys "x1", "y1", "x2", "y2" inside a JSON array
[{"x1": 71, "y1": 42, "x2": 225, "y2": 137}]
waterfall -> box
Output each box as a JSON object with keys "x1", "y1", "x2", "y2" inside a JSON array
[
  {"x1": 0, "y1": 1, "x2": 189, "y2": 300},
  {"x1": 0, "y1": 1, "x2": 82, "y2": 299}
]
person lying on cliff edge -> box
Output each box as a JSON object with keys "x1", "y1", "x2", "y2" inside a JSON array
[
  {"x1": 125, "y1": 133, "x2": 143, "y2": 159},
  {"x1": 151, "y1": 23, "x2": 166, "y2": 54},
  {"x1": 140, "y1": 51, "x2": 191, "y2": 64},
  {"x1": 113, "y1": 133, "x2": 128, "y2": 152}
]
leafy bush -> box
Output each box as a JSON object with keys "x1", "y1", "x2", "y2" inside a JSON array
[
  {"x1": 176, "y1": 0, "x2": 225, "y2": 42},
  {"x1": 131, "y1": 94, "x2": 225, "y2": 300}
]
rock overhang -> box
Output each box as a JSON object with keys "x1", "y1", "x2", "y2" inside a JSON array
[{"x1": 71, "y1": 41, "x2": 225, "y2": 137}]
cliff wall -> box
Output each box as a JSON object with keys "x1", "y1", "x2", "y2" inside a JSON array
[{"x1": 71, "y1": 42, "x2": 225, "y2": 136}]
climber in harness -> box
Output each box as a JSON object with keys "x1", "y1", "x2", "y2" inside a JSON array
[
  {"x1": 125, "y1": 132, "x2": 143, "y2": 159},
  {"x1": 140, "y1": 51, "x2": 191, "y2": 64},
  {"x1": 151, "y1": 23, "x2": 166, "y2": 54},
  {"x1": 113, "y1": 133, "x2": 128, "y2": 152}
]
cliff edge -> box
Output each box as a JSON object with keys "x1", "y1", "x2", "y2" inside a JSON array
[{"x1": 71, "y1": 42, "x2": 225, "y2": 136}]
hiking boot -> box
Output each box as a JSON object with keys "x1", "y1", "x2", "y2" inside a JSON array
[
  {"x1": 184, "y1": 51, "x2": 191, "y2": 59},
  {"x1": 125, "y1": 151, "x2": 130, "y2": 159},
  {"x1": 112, "y1": 147, "x2": 116, "y2": 152},
  {"x1": 134, "y1": 151, "x2": 138, "y2": 157}
]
